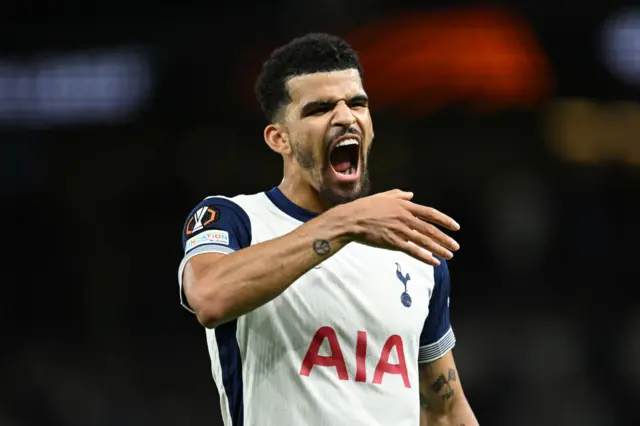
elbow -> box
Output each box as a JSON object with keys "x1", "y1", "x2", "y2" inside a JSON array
[
  {"x1": 186, "y1": 279, "x2": 229, "y2": 329},
  {"x1": 195, "y1": 309, "x2": 222, "y2": 329},
  {"x1": 183, "y1": 253, "x2": 234, "y2": 329},
  {"x1": 191, "y1": 295, "x2": 227, "y2": 329},
  {"x1": 429, "y1": 395, "x2": 474, "y2": 425}
]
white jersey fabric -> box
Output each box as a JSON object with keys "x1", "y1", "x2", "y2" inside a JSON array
[{"x1": 177, "y1": 187, "x2": 456, "y2": 426}]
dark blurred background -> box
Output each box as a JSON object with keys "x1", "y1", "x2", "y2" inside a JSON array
[{"x1": 1, "y1": 1, "x2": 639, "y2": 425}]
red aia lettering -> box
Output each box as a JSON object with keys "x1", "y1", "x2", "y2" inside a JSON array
[
  {"x1": 355, "y1": 330, "x2": 367, "y2": 382},
  {"x1": 299, "y1": 326, "x2": 411, "y2": 388},
  {"x1": 299, "y1": 326, "x2": 348, "y2": 380},
  {"x1": 372, "y1": 334, "x2": 411, "y2": 388}
]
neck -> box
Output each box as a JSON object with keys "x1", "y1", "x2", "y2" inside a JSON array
[{"x1": 278, "y1": 172, "x2": 327, "y2": 214}]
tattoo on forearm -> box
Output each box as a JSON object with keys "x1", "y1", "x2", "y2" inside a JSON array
[
  {"x1": 429, "y1": 368, "x2": 457, "y2": 402},
  {"x1": 312, "y1": 239, "x2": 331, "y2": 256}
]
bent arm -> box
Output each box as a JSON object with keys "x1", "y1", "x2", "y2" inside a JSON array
[
  {"x1": 183, "y1": 206, "x2": 352, "y2": 328},
  {"x1": 419, "y1": 351, "x2": 478, "y2": 426}
]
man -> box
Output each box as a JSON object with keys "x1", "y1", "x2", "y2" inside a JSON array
[{"x1": 178, "y1": 33, "x2": 479, "y2": 426}]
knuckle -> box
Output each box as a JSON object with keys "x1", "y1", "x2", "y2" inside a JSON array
[
  {"x1": 419, "y1": 222, "x2": 435, "y2": 237},
  {"x1": 397, "y1": 210, "x2": 412, "y2": 224},
  {"x1": 417, "y1": 205, "x2": 431, "y2": 216},
  {"x1": 426, "y1": 207, "x2": 440, "y2": 219}
]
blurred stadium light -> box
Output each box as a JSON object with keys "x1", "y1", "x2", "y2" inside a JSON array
[
  {"x1": 0, "y1": 47, "x2": 153, "y2": 128},
  {"x1": 601, "y1": 7, "x2": 640, "y2": 86},
  {"x1": 347, "y1": 6, "x2": 553, "y2": 115},
  {"x1": 233, "y1": 6, "x2": 553, "y2": 117},
  {"x1": 544, "y1": 99, "x2": 640, "y2": 166}
]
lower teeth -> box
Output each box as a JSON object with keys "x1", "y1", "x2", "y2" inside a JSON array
[{"x1": 338, "y1": 166, "x2": 355, "y2": 175}]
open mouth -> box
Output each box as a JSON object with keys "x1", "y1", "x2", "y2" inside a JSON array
[{"x1": 329, "y1": 138, "x2": 360, "y2": 178}]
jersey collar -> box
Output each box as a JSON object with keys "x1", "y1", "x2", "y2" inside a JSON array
[{"x1": 265, "y1": 187, "x2": 319, "y2": 223}]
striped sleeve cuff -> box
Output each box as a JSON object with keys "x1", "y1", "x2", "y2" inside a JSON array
[
  {"x1": 418, "y1": 327, "x2": 456, "y2": 363},
  {"x1": 177, "y1": 244, "x2": 235, "y2": 313}
]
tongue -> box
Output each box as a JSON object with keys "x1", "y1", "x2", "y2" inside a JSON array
[{"x1": 330, "y1": 149, "x2": 351, "y2": 173}]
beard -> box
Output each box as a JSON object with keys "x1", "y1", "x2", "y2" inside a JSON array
[
  {"x1": 318, "y1": 169, "x2": 371, "y2": 207},
  {"x1": 292, "y1": 138, "x2": 372, "y2": 208}
]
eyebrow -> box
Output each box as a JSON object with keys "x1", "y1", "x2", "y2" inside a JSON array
[{"x1": 300, "y1": 94, "x2": 369, "y2": 116}]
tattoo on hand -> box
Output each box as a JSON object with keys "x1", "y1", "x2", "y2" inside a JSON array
[
  {"x1": 429, "y1": 368, "x2": 457, "y2": 402},
  {"x1": 313, "y1": 239, "x2": 331, "y2": 256}
]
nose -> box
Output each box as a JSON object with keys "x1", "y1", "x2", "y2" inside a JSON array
[{"x1": 331, "y1": 100, "x2": 356, "y2": 128}]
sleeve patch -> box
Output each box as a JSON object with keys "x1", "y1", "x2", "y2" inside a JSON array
[
  {"x1": 185, "y1": 229, "x2": 229, "y2": 250},
  {"x1": 185, "y1": 205, "x2": 220, "y2": 236}
]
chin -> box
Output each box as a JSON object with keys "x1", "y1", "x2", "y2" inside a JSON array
[{"x1": 319, "y1": 173, "x2": 371, "y2": 208}]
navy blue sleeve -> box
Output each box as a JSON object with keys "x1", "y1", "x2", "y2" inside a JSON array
[
  {"x1": 418, "y1": 257, "x2": 456, "y2": 363},
  {"x1": 181, "y1": 197, "x2": 252, "y2": 254},
  {"x1": 177, "y1": 197, "x2": 252, "y2": 312}
]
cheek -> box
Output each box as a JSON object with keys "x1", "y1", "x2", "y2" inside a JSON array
[
  {"x1": 358, "y1": 115, "x2": 374, "y2": 140},
  {"x1": 357, "y1": 110, "x2": 373, "y2": 128},
  {"x1": 307, "y1": 126, "x2": 329, "y2": 155}
]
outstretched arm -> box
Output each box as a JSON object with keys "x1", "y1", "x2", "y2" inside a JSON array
[{"x1": 419, "y1": 351, "x2": 478, "y2": 426}]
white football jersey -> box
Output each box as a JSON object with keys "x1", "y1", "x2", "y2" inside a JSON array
[{"x1": 177, "y1": 187, "x2": 456, "y2": 426}]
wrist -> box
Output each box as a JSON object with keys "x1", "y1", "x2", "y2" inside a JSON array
[{"x1": 323, "y1": 203, "x2": 359, "y2": 244}]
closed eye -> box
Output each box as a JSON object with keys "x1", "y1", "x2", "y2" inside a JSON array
[
  {"x1": 349, "y1": 100, "x2": 368, "y2": 109},
  {"x1": 307, "y1": 106, "x2": 332, "y2": 116},
  {"x1": 302, "y1": 102, "x2": 333, "y2": 117},
  {"x1": 300, "y1": 95, "x2": 369, "y2": 117}
]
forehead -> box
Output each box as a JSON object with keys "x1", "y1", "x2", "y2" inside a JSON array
[{"x1": 286, "y1": 69, "x2": 364, "y2": 106}]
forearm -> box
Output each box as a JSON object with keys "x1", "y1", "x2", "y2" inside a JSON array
[
  {"x1": 422, "y1": 396, "x2": 478, "y2": 426},
  {"x1": 186, "y1": 206, "x2": 352, "y2": 327},
  {"x1": 419, "y1": 354, "x2": 478, "y2": 426}
]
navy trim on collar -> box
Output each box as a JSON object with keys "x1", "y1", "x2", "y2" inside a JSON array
[{"x1": 265, "y1": 186, "x2": 319, "y2": 223}]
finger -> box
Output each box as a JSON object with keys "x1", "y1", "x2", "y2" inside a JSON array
[
  {"x1": 405, "y1": 202, "x2": 460, "y2": 231},
  {"x1": 406, "y1": 241, "x2": 442, "y2": 265},
  {"x1": 409, "y1": 217, "x2": 460, "y2": 252},
  {"x1": 389, "y1": 234, "x2": 440, "y2": 266},
  {"x1": 381, "y1": 189, "x2": 414, "y2": 200},
  {"x1": 406, "y1": 229, "x2": 454, "y2": 260}
]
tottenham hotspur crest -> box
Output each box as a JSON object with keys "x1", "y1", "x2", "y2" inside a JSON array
[{"x1": 395, "y1": 263, "x2": 412, "y2": 308}]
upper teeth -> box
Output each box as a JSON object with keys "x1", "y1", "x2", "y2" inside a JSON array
[{"x1": 336, "y1": 138, "x2": 359, "y2": 148}]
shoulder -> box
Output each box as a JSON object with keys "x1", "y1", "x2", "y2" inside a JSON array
[
  {"x1": 183, "y1": 191, "x2": 267, "y2": 226},
  {"x1": 198, "y1": 192, "x2": 270, "y2": 216},
  {"x1": 183, "y1": 195, "x2": 250, "y2": 234},
  {"x1": 181, "y1": 192, "x2": 267, "y2": 250}
]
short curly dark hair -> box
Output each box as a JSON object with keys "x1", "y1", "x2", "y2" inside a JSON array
[{"x1": 254, "y1": 33, "x2": 363, "y2": 123}]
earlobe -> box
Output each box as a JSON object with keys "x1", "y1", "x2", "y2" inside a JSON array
[{"x1": 264, "y1": 124, "x2": 291, "y2": 155}]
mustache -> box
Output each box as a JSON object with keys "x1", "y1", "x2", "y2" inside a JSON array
[{"x1": 324, "y1": 127, "x2": 363, "y2": 152}]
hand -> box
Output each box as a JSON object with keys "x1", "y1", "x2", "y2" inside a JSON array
[{"x1": 340, "y1": 189, "x2": 460, "y2": 266}]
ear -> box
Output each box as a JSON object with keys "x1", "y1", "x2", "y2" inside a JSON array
[{"x1": 264, "y1": 123, "x2": 292, "y2": 155}]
